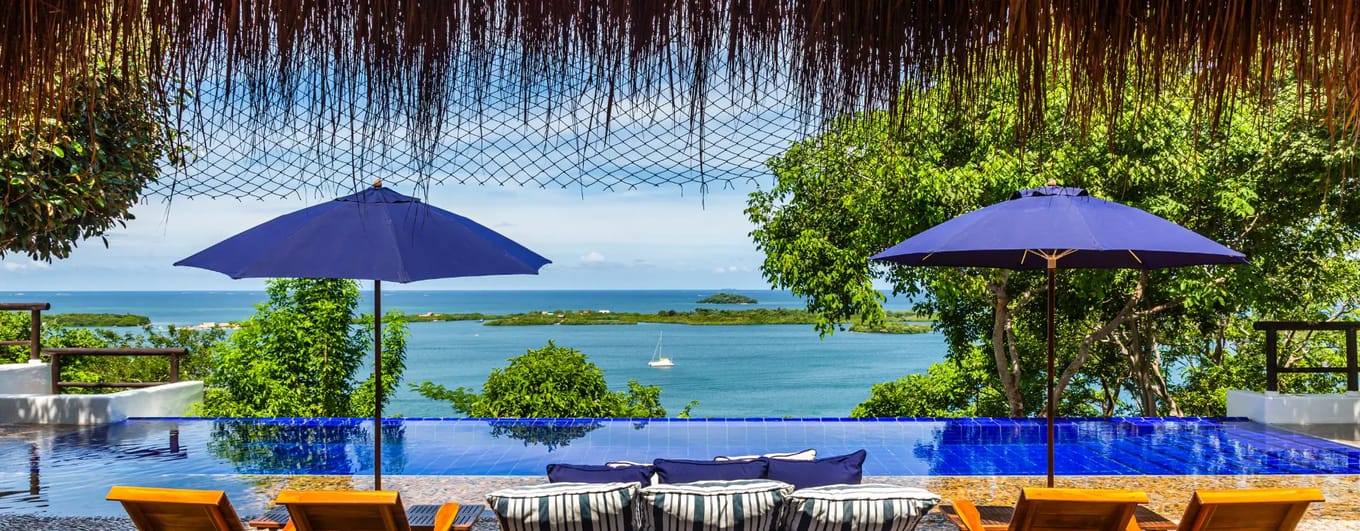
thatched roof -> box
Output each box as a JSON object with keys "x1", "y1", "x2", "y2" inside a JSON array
[{"x1": 3, "y1": 1, "x2": 1358, "y2": 195}]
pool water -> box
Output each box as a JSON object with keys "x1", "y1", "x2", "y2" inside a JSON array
[{"x1": 2, "y1": 417, "x2": 1357, "y2": 516}]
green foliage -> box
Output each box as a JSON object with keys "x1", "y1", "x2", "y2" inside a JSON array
[
  {"x1": 1, "y1": 71, "x2": 187, "y2": 262},
  {"x1": 752, "y1": 75, "x2": 1360, "y2": 417},
  {"x1": 0, "y1": 311, "x2": 33, "y2": 363},
  {"x1": 413, "y1": 341, "x2": 696, "y2": 418},
  {"x1": 851, "y1": 346, "x2": 1009, "y2": 417},
  {"x1": 46, "y1": 313, "x2": 150, "y2": 327},
  {"x1": 0, "y1": 312, "x2": 221, "y2": 391},
  {"x1": 404, "y1": 312, "x2": 491, "y2": 322},
  {"x1": 697, "y1": 293, "x2": 759, "y2": 304},
  {"x1": 197, "y1": 278, "x2": 408, "y2": 417}
]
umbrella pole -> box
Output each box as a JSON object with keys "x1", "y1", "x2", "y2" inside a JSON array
[
  {"x1": 1046, "y1": 261, "x2": 1056, "y2": 488},
  {"x1": 374, "y1": 279, "x2": 382, "y2": 490}
]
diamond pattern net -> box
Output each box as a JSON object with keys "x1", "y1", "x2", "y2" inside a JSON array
[{"x1": 151, "y1": 67, "x2": 809, "y2": 200}]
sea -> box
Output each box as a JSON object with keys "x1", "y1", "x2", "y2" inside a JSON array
[{"x1": 0, "y1": 290, "x2": 947, "y2": 418}]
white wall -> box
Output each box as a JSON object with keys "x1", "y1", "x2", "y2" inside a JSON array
[
  {"x1": 0, "y1": 363, "x2": 50, "y2": 394},
  {"x1": 0, "y1": 381, "x2": 203, "y2": 425},
  {"x1": 1227, "y1": 390, "x2": 1360, "y2": 424}
]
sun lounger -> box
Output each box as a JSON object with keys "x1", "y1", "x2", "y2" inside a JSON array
[
  {"x1": 107, "y1": 486, "x2": 249, "y2": 531},
  {"x1": 943, "y1": 487, "x2": 1151, "y2": 531},
  {"x1": 248, "y1": 500, "x2": 484, "y2": 531},
  {"x1": 1170, "y1": 487, "x2": 1324, "y2": 531},
  {"x1": 272, "y1": 489, "x2": 467, "y2": 531}
]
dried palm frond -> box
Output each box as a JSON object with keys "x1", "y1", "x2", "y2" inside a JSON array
[{"x1": 2, "y1": 1, "x2": 1357, "y2": 194}]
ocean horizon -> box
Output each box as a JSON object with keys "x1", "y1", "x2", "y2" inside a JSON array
[{"x1": 0, "y1": 289, "x2": 945, "y2": 417}]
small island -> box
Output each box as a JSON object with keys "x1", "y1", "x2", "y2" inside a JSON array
[
  {"x1": 46, "y1": 313, "x2": 151, "y2": 327},
  {"x1": 401, "y1": 308, "x2": 933, "y2": 334},
  {"x1": 697, "y1": 293, "x2": 758, "y2": 304}
]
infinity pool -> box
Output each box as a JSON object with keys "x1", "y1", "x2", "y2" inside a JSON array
[{"x1": 2, "y1": 417, "x2": 1357, "y2": 516}]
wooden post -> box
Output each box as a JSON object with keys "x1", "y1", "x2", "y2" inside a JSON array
[
  {"x1": 1347, "y1": 329, "x2": 1358, "y2": 393},
  {"x1": 28, "y1": 308, "x2": 40, "y2": 362},
  {"x1": 50, "y1": 353, "x2": 60, "y2": 395},
  {"x1": 169, "y1": 351, "x2": 180, "y2": 383},
  {"x1": 1265, "y1": 329, "x2": 1278, "y2": 392}
]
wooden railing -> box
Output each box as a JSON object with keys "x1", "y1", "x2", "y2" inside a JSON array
[
  {"x1": 1254, "y1": 321, "x2": 1360, "y2": 393},
  {"x1": 0, "y1": 302, "x2": 48, "y2": 362},
  {"x1": 45, "y1": 347, "x2": 187, "y2": 395}
]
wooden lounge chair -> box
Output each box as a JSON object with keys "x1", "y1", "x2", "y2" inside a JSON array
[
  {"x1": 1171, "y1": 487, "x2": 1324, "y2": 531},
  {"x1": 945, "y1": 487, "x2": 1152, "y2": 531},
  {"x1": 107, "y1": 486, "x2": 248, "y2": 531},
  {"x1": 273, "y1": 489, "x2": 462, "y2": 531}
]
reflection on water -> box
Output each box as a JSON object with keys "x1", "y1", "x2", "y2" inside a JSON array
[
  {"x1": 206, "y1": 419, "x2": 405, "y2": 475},
  {"x1": 486, "y1": 419, "x2": 603, "y2": 451}
]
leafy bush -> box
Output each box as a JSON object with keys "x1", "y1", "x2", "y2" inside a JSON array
[
  {"x1": 1, "y1": 71, "x2": 186, "y2": 262},
  {"x1": 198, "y1": 278, "x2": 407, "y2": 417},
  {"x1": 413, "y1": 341, "x2": 696, "y2": 418}
]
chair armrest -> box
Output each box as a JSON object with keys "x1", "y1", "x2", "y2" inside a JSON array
[
  {"x1": 432, "y1": 502, "x2": 461, "y2": 531},
  {"x1": 954, "y1": 499, "x2": 986, "y2": 531}
]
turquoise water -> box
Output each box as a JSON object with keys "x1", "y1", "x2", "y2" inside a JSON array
[{"x1": 0, "y1": 290, "x2": 943, "y2": 417}]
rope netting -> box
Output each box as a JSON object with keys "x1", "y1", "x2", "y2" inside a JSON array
[{"x1": 152, "y1": 66, "x2": 812, "y2": 199}]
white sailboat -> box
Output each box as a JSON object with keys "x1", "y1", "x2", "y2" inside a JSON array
[{"x1": 648, "y1": 331, "x2": 674, "y2": 368}]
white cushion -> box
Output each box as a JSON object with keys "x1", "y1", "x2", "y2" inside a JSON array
[
  {"x1": 639, "y1": 479, "x2": 793, "y2": 531},
  {"x1": 487, "y1": 481, "x2": 641, "y2": 531},
  {"x1": 713, "y1": 449, "x2": 817, "y2": 461},
  {"x1": 783, "y1": 484, "x2": 940, "y2": 531}
]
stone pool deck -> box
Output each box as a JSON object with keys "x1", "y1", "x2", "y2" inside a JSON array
[
  {"x1": 239, "y1": 473, "x2": 1360, "y2": 529},
  {"x1": 2, "y1": 474, "x2": 1357, "y2": 530}
]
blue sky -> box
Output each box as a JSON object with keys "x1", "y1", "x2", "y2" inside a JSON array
[{"x1": 1, "y1": 182, "x2": 775, "y2": 291}]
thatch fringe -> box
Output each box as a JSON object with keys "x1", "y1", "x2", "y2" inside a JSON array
[{"x1": 3, "y1": 1, "x2": 1359, "y2": 172}]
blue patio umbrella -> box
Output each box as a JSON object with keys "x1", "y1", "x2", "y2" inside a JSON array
[
  {"x1": 175, "y1": 182, "x2": 551, "y2": 488},
  {"x1": 870, "y1": 185, "x2": 1246, "y2": 487}
]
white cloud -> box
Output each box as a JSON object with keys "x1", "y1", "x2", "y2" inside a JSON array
[
  {"x1": 2, "y1": 260, "x2": 50, "y2": 272},
  {"x1": 580, "y1": 251, "x2": 607, "y2": 264}
]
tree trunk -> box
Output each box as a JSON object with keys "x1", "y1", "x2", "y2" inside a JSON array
[
  {"x1": 1146, "y1": 330, "x2": 1182, "y2": 416},
  {"x1": 1054, "y1": 271, "x2": 1182, "y2": 410},
  {"x1": 988, "y1": 273, "x2": 1026, "y2": 417}
]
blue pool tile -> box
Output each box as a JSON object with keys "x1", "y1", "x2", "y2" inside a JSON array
[{"x1": 12, "y1": 416, "x2": 1360, "y2": 486}]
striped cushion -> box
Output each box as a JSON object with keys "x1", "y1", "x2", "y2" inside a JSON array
[
  {"x1": 783, "y1": 484, "x2": 940, "y2": 531},
  {"x1": 639, "y1": 479, "x2": 794, "y2": 531},
  {"x1": 487, "y1": 481, "x2": 640, "y2": 531}
]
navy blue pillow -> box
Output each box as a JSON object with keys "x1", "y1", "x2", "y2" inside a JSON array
[
  {"x1": 652, "y1": 458, "x2": 769, "y2": 484},
  {"x1": 546, "y1": 463, "x2": 656, "y2": 486},
  {"x1": 766, "y1": 449, "x2": 866, "y2": 489}
]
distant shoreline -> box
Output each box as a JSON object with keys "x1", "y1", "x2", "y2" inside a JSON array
[{"x1": 408, "y1": 309, "x2": 933, "y2": 334}]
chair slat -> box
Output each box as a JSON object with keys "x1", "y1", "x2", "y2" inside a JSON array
[
  {"x1": 107, "y1": 486, "x2": 247, "y2": 531},
  {"x1": 1176, "y1": 488, "x2": 1325, "y2": 531}
]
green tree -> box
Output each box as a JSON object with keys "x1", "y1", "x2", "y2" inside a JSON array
[
  {"x1": 1, "y1": 70, "x2": 186, "y2": 262},
  {"x1": 413, "y1": 341, "x2": 696, "y2": 418},
  {"x1": 198, "y1": 278, "x2": 408, "y2": 417},
  {"x1": 750, "y1": 78, "x2": 1360, "y2": 418}
]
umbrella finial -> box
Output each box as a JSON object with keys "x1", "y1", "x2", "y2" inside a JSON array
[
  {"x1": 373, "y1": 179, "x2": 383, "y2": 188},
  {"x1": 1046, "y1": 179, "x2": 1057, "y2": 187}
]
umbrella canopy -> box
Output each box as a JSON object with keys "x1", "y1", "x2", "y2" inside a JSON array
[
  {"x1": 870, "y1": 185, "x2": 1245, "y2": 487},
  {"x1": 175, "y1": 183, "x2": 551, "y2": 488},
  {"x1": 176, "y1": 186, "x2": 549, "y2": 282},
  {"x1": 871, "y1": 186, "x2": 1246, "y2": 269}
]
